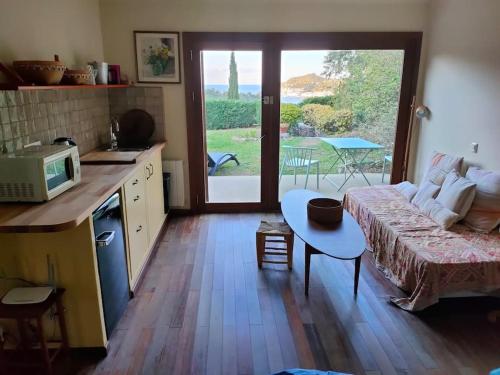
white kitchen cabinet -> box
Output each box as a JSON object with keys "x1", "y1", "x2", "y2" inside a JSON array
[{"x1": 123, "y1": 149, "x2": 166, "y2": 287}]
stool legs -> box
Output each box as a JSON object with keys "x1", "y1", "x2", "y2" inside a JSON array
[
  {"x1": 256, "y1": 232, "x2": 264, "y2": 268},
  {"x1": 286, "y1": 234, "x2": 294, "y2": 270},
  {"x1": 55, "y1": 294, "x2": 69, "y2": 353},
  {"x1": 36, "y1": 317, "x2": 52, "y2": 375}
]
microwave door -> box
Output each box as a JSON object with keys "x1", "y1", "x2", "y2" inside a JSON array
[{"x1": 45, "y1": 155, "x2": 75, "y2": 200}]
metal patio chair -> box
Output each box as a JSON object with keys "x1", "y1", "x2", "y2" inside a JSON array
[{"x1": 279, "y1": 145, "x2": 319, "y2": 189}]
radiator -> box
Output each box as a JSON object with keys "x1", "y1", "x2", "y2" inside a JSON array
[{"x1": 162, "y1": 160, "x2": 185, "y2": 208}]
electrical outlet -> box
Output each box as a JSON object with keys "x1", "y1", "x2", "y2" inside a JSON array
[{"x1": 471, "y1": 142, "x2": 479, "y2": 153}]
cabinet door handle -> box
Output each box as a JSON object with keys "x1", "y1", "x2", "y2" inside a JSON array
[
  {"x1": 133, "y1": 195, "x2": 140, "y2": 202},
  {"x1": 132, "y1": 178, "x2": 139, "y2": 185},
  {"x1": 145, "y1": 165, "x2": 151, "y2": 180},
  {"x1": 149, "y1": 163, "x2": 154, "y2": 176},
  {"x1": 136, "y1": 225, "x2": 143, "y2": 232}
]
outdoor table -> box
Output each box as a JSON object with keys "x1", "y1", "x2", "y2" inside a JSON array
[{"x1": 321, "y1": 137, "x2": 383, "y2": 191}]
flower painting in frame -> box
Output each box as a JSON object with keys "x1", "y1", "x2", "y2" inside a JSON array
[{"x1": 134, "y1": 31, "x2": 181, "y2": 83}]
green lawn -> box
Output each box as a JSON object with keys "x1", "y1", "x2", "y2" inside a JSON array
[{"x1": 207, "y1": 127, "x2": 388, "y2": 176}]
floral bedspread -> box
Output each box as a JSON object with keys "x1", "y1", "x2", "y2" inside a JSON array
[{"x1": 344, "y1": 185, "x2": 500, "y2": 311}]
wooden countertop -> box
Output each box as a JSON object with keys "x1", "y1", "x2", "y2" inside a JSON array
[{"x1": 0, "y1": 142, "x2": 165, "y2": 233}]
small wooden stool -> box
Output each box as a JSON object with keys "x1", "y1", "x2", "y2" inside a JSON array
[
  {"x1": 256, "y1": 221, "x2": 294, "y2": 269},
  {"x1": 0, "y1": 289, "x2": 69, "y2": 375}
]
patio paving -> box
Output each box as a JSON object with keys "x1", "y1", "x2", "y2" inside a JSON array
[{"x1": 207, "y1": 172, "x2": 389, "y2": 203}]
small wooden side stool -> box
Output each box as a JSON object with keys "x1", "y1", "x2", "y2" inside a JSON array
[
  {"x1": 0, "y1": 288, "x2": 69, "y2": 375},
  {"x1": 256, "y1": 221, "x2": 294, "y2": 269}
]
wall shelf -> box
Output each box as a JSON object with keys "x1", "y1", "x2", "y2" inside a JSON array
[{"x1": 16, "y1": 84, "x2": 129, "y2": 91}]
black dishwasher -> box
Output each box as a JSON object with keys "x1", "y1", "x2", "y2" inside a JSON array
[{"x1": 92, "y1": 192, "x2": 130, "y2": 338}]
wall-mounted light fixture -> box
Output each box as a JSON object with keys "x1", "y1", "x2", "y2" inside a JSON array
[{"x1": 415, "y1": 105, "x2": 430, "y2": 119}]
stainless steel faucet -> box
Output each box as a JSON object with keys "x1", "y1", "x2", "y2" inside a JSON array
[{"x1": 110, "y1": 117, "x2": 120, "y2": 150}]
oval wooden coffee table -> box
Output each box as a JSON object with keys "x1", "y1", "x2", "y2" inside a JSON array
[{"x1": 281, "y1": 189, "x2": 366, "y2": 296}]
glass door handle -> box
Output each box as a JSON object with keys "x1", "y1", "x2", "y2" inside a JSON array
[
  {"x1": 259, "y1": 134, "x2": 266, "y2": 140},
  {"x1": 262, "y1": 96, "x2": 274, "y2": 105}
]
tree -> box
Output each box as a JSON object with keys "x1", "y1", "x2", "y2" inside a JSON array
[
  {"x1": 227, "y1": 51, "x2": 239, "y2": 100},
  {"x1": 322, "y1": 50, "x2": 404, "y2": 145}
]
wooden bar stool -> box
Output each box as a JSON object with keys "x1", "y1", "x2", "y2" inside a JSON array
[
  {"x1": 256, "y1": 221, "x2": 294, "y2": 270},
  {"x1": 0, "y1": 289, "x2": 69, "y2": 375}
]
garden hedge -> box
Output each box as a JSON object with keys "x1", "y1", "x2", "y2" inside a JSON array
[{"x1": 205, "y1": 99, "x2": 261, "y2": 129}]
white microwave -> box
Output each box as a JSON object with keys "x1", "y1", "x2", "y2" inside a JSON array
[{"x1": 0, "y1": 145, "x2": 81, "y2": 202}]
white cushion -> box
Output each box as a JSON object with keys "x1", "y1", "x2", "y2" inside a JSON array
[
  {"x1": 423, "y1": 151, "x2": 464, "y2": 185},
  {"x1": 394, "y1": 181, "x2": 418, "y2": 202},
  {"x1": 435, "y1": 170, "x2": 476, "y2": 220},
  {"x1": 411, "y1": 181, "x2": 441, "y2": 209},
  {"x1": 425, "y1": 166, "x2": 449, "y2": 186},
  {"x1": 463, "y1": 167, "x2": 500, "y2": 233},
  {"x1": 420, "y1": 198, "x2": 460, "y2": 229}
]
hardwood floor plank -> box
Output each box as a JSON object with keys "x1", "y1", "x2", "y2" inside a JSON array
[
  {"x1": 235, "y1": 291, "x2": 254, "y2": 375},
  {"x1": 206, "y1": 289, "x2": 224, "y2": 375},
  {"x1": 250, "y1": 324, "x2": 270, "y2": 375},
  {"x1": 258, "y1": 287, "x2": 285, "y2": 373},
  {"x1": 173, "y1": 290, "x2": 201, "y2": 375}
]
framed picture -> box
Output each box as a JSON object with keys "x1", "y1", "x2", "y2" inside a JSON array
[{"x1": 134, "y1": 31, "x2": 181, "y2": 84}]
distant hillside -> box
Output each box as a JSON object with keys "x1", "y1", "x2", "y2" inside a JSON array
[{"x1": 281, "y1": 73, "x2": 339, "y2": 97}]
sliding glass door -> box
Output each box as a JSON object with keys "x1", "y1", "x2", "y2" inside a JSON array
[{"x1": 183, "y1": 33, "x2": 422, "y2": 212}]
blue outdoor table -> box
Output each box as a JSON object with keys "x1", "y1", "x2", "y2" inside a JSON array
[{"x1": 321, "y1": 137, "x2": 383, "y2": 191}]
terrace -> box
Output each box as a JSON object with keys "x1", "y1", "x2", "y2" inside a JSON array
[{"x1": 206, "y1": 128, "x2": 391, "y2": 203}]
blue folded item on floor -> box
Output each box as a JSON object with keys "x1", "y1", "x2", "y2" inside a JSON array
[{"x1": 273, "y1": 370, "x2": 350, "y2": 375}]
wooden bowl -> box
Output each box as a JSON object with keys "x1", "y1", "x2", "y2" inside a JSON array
[
  {"x1": 307, "y1": 198, "x2": 343, "y2": 226},
  {"x1": 13, "y1": 57, "x2": 66, "y2": 85},
  {"x1": 62, "y1": 69, "x2": 92, "y2": 85}
]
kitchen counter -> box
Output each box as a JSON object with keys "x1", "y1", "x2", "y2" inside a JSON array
[{"x1": 0, "y1": 142, "x2": 165, "y2": 233}]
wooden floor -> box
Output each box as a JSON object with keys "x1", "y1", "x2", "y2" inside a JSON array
[{"x1": 71, "y1": 213, "x2": 499, "y2": 375}]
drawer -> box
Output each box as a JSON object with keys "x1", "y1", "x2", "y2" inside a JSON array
[
  {"x1": 127, "y1": 217, "x2": 149, "y2": 282},
  {"x1": 123, "y1": 168, "x2": 145, "y2": 203}
]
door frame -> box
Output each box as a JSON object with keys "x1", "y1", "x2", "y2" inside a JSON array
[{"x1": 183, "y1": 32, "x2": 422, "y2": 213}]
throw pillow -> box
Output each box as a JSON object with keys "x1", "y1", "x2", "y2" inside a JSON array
[
  {"x1": 411, "y1": 181, "x2": 441, "y2": 209},
  {"x1": 420, "y1": 198, "x2": 460, "y2": 229},
  {"x1": 394, "y1": 181, "x2": 418, "y2": 202},
  {"x1": 423, "y1": 151, "x2": 464, "y2": 185},
  {"x1": 463, "y1": 167, "x2": 500, "y2": 233},
  {"x1": 435, "y1": 170, "x2": 476, "y2": 220}
]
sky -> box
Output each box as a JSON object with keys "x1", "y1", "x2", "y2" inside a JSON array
[{"x1": 202, "y1": 50, "x2": 330, "y2": 85}]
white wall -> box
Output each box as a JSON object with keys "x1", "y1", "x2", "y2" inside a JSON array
[
  {"x1": 0, "y1": 0, "x2": 104, "y2": 68},
  {"x1": 412, "y1": 0, "x2": 500, "y2": 181},
  {"x1": 99, "y1": 0, "x2": 429, "y2": 207}
]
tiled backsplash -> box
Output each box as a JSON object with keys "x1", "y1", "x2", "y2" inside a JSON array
[
  {"x1": 0, "y1": 86, "x2": 165, "y2": 155},
  {"x1": 108, "y1": 87, "x2": 165, "y2": 142},
  {"x1": 0, "y1": 89, "x2": 110, "y2": 155}
]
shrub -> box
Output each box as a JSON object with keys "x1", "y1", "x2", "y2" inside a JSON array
[
  {"x1": 205, "y1": 99, "x2": 261, "y2": 130},
  {"x1": 299, "y1": 95, "x2": 335, "y2": 107},
  {"x1": 301, "y1": 104, "x2": 353, "y2": 134},
  {"x1": 280, "y1": 103, "x2": 302, "y2": 125}
]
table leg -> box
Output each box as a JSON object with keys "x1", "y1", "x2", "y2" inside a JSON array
[
  {"x1": 305, "y1": 244, "x2": 321, "y2": 296},
  {"x1": 305, "y1": 244, "x2": 312, "y2": 296},
  {"x1": 354, "y1": 255, "x2": 362, "y2": 295}
]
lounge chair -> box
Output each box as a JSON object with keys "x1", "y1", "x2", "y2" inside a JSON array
[{"x1": 207, "y1": 152, "x2": 240, "y2": 176}]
